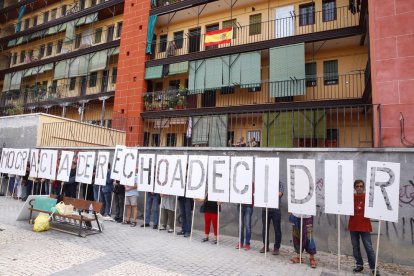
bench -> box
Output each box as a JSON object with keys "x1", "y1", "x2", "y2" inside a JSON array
[{"x1": 28, "y1": 195, "x2": 103, "y2": 237}]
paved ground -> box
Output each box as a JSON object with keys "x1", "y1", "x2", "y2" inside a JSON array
[{"x1": 0, "y1": 197, "x2": 413, "y2": 276}]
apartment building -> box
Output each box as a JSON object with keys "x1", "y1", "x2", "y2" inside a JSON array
[
  {"x1": 0, "y1": 0, "x2": 123, "y2": 126},
  {"x1": 113, "y1": 0, "x2": 378, "y2": 147}
]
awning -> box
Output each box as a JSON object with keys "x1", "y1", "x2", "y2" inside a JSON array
[
  {"x1": 169, "y1": 61, "x2": 188, "y2": 75},
  {"x1": 54, "y1": 60, "x2": 70, "y2": 79},
  {"x1": 89, "y1": 50, "x2": 107, "y2": 72},
  {"x1": 240, "y1": 51, "x2": 261, "y2": 87},
  {"x1": 10, "y1": 71, "x2": 23, "y2": 91},
  {"x1": 2, "y1": 73, "x2": 12, "y2": 92},
  {"x1": 145, "y1": 66, "x2": 163, "y2": 80}
]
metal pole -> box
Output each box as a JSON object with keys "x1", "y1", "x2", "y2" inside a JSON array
[
  {"x1": 217, "y1": 202, "x2": 220, "y2": 246},
  {"x1": 5, "y1": 177, "x2": 10, "y2": 198},
  {"x1": 299, "y1": 215, "x2": 303, "y2": 264},
  {"x1": 374, "y1": 221, "x2": 381, "y2": 276},
  {"x1": 143, "y1": 192, "x2": 147, "y2": 228},
  {"x1": 77, "y1": 183, "x2": 81, "y2": 199},
  {"x1": 158, "y1": 197, "x2": 163, "y2": 232},
  {"x1": 239, "y1": 203, "x2": 242, "y2": 252},
  {"x1": 97, "y1": 186, "x2": 101, "y2": 202},
  {"x1": 173, "y1": 196, "x2": 178, "y2": 235},
  {"x1": 85, "y1": 183, "x2": 89, "y2": 200},
  {"x1": 265, "y1": 208, "x2": 268, "y2": 257},
  {"x1": 190, "y1": 200, "x2": 195, "y2": 241},
  {"x1": 122, "y1": 189, "x2": 127, "y2": 223},
  {"x1": 337, "y1": 214, "x2": 341, "y2": 271},
  {"x1": 60, "y1": 181, "x2": 64, "y2": 195}
]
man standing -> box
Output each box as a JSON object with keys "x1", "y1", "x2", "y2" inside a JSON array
[
  {"x1": 349, "y1": 180, "x2": 380, "y2": 276},
  {"x1": 260, "y1": 181, "x2": 284, "y2": 255},
  {"x1": 141, "y1": 192, "x2": 160, "y2": 229},
  {"x1": 178, "y1": 197, "x2": 193, "y2": 237}
]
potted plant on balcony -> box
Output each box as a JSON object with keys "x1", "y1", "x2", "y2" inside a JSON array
[
  {"x1": 178, "y1": 85, "x2": 188, "y2": 97},
  {"x1": 145, "y1": 102, "x2": 153, "y2": 111},
  {"x1": 167, "y1": 95, "x2": 179, "y2": 110},
  {"x1": 176, "y1": 96, "x2": 186, "y2": 109}
]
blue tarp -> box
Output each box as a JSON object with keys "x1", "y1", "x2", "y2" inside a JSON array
[{"x1": 15, "y1": 5, "x2": 27, "y2": 33}]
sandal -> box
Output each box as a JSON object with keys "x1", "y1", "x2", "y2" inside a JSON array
[
  {"x1": 309, "y1": 257, "x2": 317, "y2": 268},
  {"x1": 290, "y1": 256, "x2": 304, "y2": 264},
  {"x1": 130, "y1": 222, "x2": 137, "y2": 227}
]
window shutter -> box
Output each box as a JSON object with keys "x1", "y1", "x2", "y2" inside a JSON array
[
  {"x1": 209, "y1": 115, "x2": 228, "y2": 147},
  {"x1": 2, "y1": 73, "x2": 12, "y2": 92},
  {"x1": 169, "y1": 61, "x2": 189, "y2": 75},
  {"x1": 240, "y1": 51, "x2": 261, "y2": 87},
  {"x1": 54, "y1": 60, "x2": 69, "y2": 79},
  {"x1": 144, "y1": 65, "x2": 163, "y2": 80},
  {"x1": 262, "y1": 112, "x2": 293, "y2": 147},
  {"x1": 191, "y1": 116, "x2": 210, "y2": 145},
  {"x1": 188, "y1": 60, "x2": 206, "y2": 93},
  {"x1": 205, "y1": 57, "x2": 223, "y2": 89},
  {"x1": 89, "y1": 50, "x2": 108, "y2": 72},
  {"x1": 293, "y1": 110, "x2": 326, "y2": 138}
]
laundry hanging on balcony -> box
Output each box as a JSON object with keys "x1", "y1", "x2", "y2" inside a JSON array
[
  {"x1": 146, "y1": 15, "x2": 157, "y2": 54},
  {"x1": 204, "y1": 27, "x2": 233, "y2": 47},
  {"x1": 269, "y1": 43, "x2": 306, "y2": 98}
]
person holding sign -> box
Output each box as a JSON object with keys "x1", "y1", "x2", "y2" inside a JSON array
[
  {"x1": 123, "y1": 185, "x2": 139, "y2": 227},
  {"x1": 141, "y1": 192, "x2": 160, "y2": 229},
  {"x1": 160, "y1": 194, "x2": 176, "y2": 233},
  {"x1": 289, "y1": 213, "x2": 317, "y2": 268},
  {"x1": 260, "y1": 181, "x2": 284, "y2": 255},
  {"x1": 201, "y1": 197, "x2": 220, "y2": 244},
  {"x1": 348, "y1": 180, "x2": 379, "y2": 276}
]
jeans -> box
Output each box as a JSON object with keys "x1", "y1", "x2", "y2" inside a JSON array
[
  {"x1": 93, "y1": 185, "x2": 101, "y2": 202},
  {"x1": 179, "y1": 197, "x2": 193, "y2": 234},
  {"x1": 114, "y1": 192, "x2": 125, "y2": 220},
  {"x1": 101, "y1": 192, "x2": 112, "y2": 216},
  {"x1": 350, "y1": 231, "x2": 376, "y2": 270},
  {"x1": 145, "y1": 193, "x2": 160, "y2": 225},
  {"x1": 237, "y1": 205, "x2": 253, "y2": 245},
  {"x1": 262, "y1": 208, "x2": 282, "y2": 249}
]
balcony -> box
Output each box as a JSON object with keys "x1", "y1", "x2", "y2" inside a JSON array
[
  {"x1": 0, "y1": 75, "x2": 115, "y2": 114},
  {"x1": 143, "y1": 72, "x2": 366, "y2": 112},
  {"x1": 148, "y1": 6, "x2": 360, "y2": 62},
  {"x1": 150, "y1": 0, "x2": 218, "y2": 16}
]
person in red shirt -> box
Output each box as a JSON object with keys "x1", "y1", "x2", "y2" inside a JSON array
[{"x1": 349, "y1": 180, "x2": 380, "y2": 276}]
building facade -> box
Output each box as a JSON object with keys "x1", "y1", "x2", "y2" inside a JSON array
[{"x1": 1, "y1": 0, "x2": 413, "y2": 149}]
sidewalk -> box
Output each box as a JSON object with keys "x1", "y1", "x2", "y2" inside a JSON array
[{"x1": 0, "y1": 197, "x2": 412, "y2": 275}]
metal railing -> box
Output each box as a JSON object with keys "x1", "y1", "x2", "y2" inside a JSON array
[
  {"x1": 143, "y1": 72, "x2": 365, "y2": 111},
  {"x1": 150, "y1": 6, "x2": 360, "y2": 60},
  {"x1": 0, "y1": 75, "x2": 115, "y2": 110},
  {"x1": 151, "y1": 0, "x2": 184, "y2": 8}
]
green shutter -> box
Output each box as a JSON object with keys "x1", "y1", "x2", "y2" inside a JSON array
[
  {"x1": 89, "y1": 50, "x2": 107, "y2": 72},
  {"x1": 269, "y1": 43, "x2": 305, "y2": 97},
  {"x1": 23, "y1": 68, "x2": 34, "y2": 77},
  {"x1": 169, "y1": 61, "x2": 188, "y2": 75},
  {"x1": 209, "y1": 115, "x2": 228, "y2": 147},
  {"x1": 191, "y1": 116, "x2": 210, "y2": 145},
  {"x1": 54, "y1": 60, "x2": 69, "y2": 79},
  {"x1": 293, "y1": 110, "x2": 326, "y2": 138},
  {"x1": 144, "y1": 66, "x2": 163, "y2": 80},
  {"x1": 240, "y1": 51, "x2": 261, "y2": 87},
  {"x1": 262, "y1": 112, "x2": 293, "y2": 147},
  {"x1": 222, "y1": 55, "x2": 241, "y2": 86},
  {"x1": 47, "y1": 25, "x2": 59, "y2": 35},
  {"x1": 188, "y1": 60, "x2": 206, "y2": 94},
  {"x1": 64, "y1": 21, "x2": 75, "y2": 43},
  {"x1": 2, "y1": 73, "x2": 12, "y2": 92},
  {"x1": 10, "y1": 71, "x2": 23, "y2": 91},
  {"x1": 78, "y1": 55, "x2": 89, "y2": 76},
  {"x1": 205, "y1": 57, "x2": 223, "y2": 89}
]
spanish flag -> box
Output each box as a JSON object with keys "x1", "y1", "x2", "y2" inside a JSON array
[{"x1": 204, "y1": 27, "x2": 233, "y2": 46}]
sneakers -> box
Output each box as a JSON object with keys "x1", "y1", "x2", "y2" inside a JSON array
[
  {"x1": 167, "y1": 229, "x2": 174, "y2": 233},
  {"x1": 244, "y1": 244, "x2": 251, "y2": 251},
  {"x1": 130, "y1": 222, "x2": 137, "y2": 227},
  {"x1": 353, "y1": 266, "x2": 364, "y2": 273},
  {"x1": 140, "y1": 223, "x2": 150, "y2": 227},
  {"x1": 259, "y1": 247, "x2": 270, "y2": 253},
  {"x1": 201, "y1": 237, "x2": 209, "y2": 242},
  {"x1": 183, "y1": 233, "x2": 190, "y2": 238},
  {"x1": 272, "y1": 248, "x2": 280, "y2": 255},
  {"x1": 153, "y1": 225, "x2": 158, "y2": 230},
  {"x1": 235, "y1": 243, "x2": 243, "y2": 249},
  {"x1": 177, "y1": 231, "x2": 185, "y2": 235}
]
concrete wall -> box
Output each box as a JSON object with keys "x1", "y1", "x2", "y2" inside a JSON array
[{"x1": 0, "y1": 114, "x2": 40, "y2": 148}]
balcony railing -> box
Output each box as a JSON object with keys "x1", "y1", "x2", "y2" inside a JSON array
[
  {"x1": 0, "y1": 75, "x2": 115, "y2": 111},
  {"x1": 151, "y1": 0, "x2": 185, "y2": 8},
  {"x1": 149, "y1": 6, "x2": 360, "y2": 60},
  {"x1": 143, "y1": 72, "x2": 365, "y2": 111}
]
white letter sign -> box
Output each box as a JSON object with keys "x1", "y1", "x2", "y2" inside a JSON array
[
  {"x1": 186, "y1": 155, "x2": 208, "y2": 199},
  {"x1": 254, "y1": 157, "x2": 280, "y2": 208},
  {"x1": 230, "y1": 156, "x2": 253, "y2": 204},
  {"x1": 95, "y1": 151, "x2": 110, "y2": 186},
  {"x1": 154, "y1": 154, "x2": 187, "y2": 196},
  {"x1": 38, "y1": 150, "x2": 58, "y2": 180},
  {"x1": 137, "y1": 154, "x2": 155, "y2": 192},
  {"x1": 208, "y1": 156, "x2": 230, "y2": 202},
  {"x1": 76, "y1": 152, "x2": 96, "y2": 184},
  {"x1": 57, "y1": 151, "x2": 75, "y2": 182},
  {"x1": 120, "y1": 148, "x2": 138, "y2": 186}
]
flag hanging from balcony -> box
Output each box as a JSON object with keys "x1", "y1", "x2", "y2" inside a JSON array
[{"x1": 204, "y1": 27, "x2": 233, "y2": 46}]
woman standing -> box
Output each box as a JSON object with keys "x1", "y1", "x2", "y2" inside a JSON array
[
  {"x1": 289, "y1": 213, "x2": 317, "y2": 268},
  {"x1": 201, "y1": 198, "x2": 220, "y2": 244}
]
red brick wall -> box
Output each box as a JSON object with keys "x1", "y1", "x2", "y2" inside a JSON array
[
  {"x1": 369, "y1": 0, "x2": 414, "y2": 147},
  {"x1": 113, "y1": 0, "x2": 150, "y2": 146}
]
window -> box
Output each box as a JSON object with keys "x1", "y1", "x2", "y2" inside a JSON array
[
  {"x1": 20, "y1": 50, "x2": 26, "y2": 63},
  {"x1": 323, "y1": 0, "x2": 337, "y2": 22},
  {"x1": 220, "y1": 86, "x2": 235, "y2": 94},
  {"x1": 46, "y1": 42, "x2": 53, "y2": 56},
  {"x1": 91, "y1": 0, "x2": 97, "y2": 6},
  {"x1": 80, "y1": 0, "x2": 86, "y2": 10},
  {"x1": 51, "y1": 9, "x2": 57, "y2": 20},
  {"x1": 106, "y1": 25, "x2": 114, "y2": 42},
  {"x1": 51, "y1": 80, "x2": 58, "y2": 93},
  {"x1": 75, "y1": 33, "x2": 82, "y2": 49},
  {"x1": 305, "y1": 62, "x2": 317, "y2": 87},
  {"x1": 152, "y1": 134, "x2": 160, "y2": 146},
  {"x1": 116, "y1": 22, "x2": 122, "y2": 38},
  {"x1": 299, "y1": 3, "x2": 315, "y2": 26},
  {"x1": 159, "y1": 34, "x2": 168, "y2": 52},
  {"x1": 247, "y1": 130, "x2": 260, "y2": 147},
  {"x1": 38, "y1": 45, "x2": 45, "y2": 58},
  {"x1": 61, "y1": 5, "x2": 67, "y2": 16},
  {"x1": 173, "y1": 31, "x2": 183, "y2": 49},
  {"x1": 223, "y1": 19, "x2": 237, "y2": 39},
  {"x1": 248, "y1": 85, "x2": 261, "y2": 92},
  {"x1": 249, "y1": 14, "x2": 262, "y2": 36},
  {"x1": 143, "y1": 132, "x2": 150, "y2": 147},
  {"x1": 89, "y1": 72, "x2": 97, "y2": 87},
  {"x1": 205, "y1": 24, "x2": 219, "y2": 50},
  {"x1": 28, "y1": 49, "x2": 33, "y2": 61},
  {"x1": 43, "y1": 11, "x2": 49, "y2": 23},
  {"x1": 69, "y1": 78, "x2": 76, "y2": 90},
  {"x1": 323, "y1": 60, "x2": 339, "y2": 85},
  {"x1": 325, "y1": 128, "x2": 338, "y2": 147},
  {"x1": 57, "y1": 40, "x2": 63, "y2": 53},
  {"x1": 32, "y1": 16, "x2": 37, "y2": 27},
  {"x1": 12, "y1": 53, "x2": 17, "y2": 65},
  {"x1": 95, "y1": 27, "x2": 102, "y2": 43},
  {"x1": 24, "y1": 18, "x2": 30, "y2": 30},
  {"x1": 166, "y1": 133, "x2": 177, "y2": 147},
  {"x1": 112, "y1": 67, "x2": 117, "y2": 84}
]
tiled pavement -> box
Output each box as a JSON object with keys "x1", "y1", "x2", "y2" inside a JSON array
[{"x1": 0, "y1": 197, "x2": 412, "y2": 276}]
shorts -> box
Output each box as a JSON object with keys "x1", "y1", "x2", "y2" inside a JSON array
[{"x1": 125, "y1": 195, "x2": 138, "y2": 206}]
